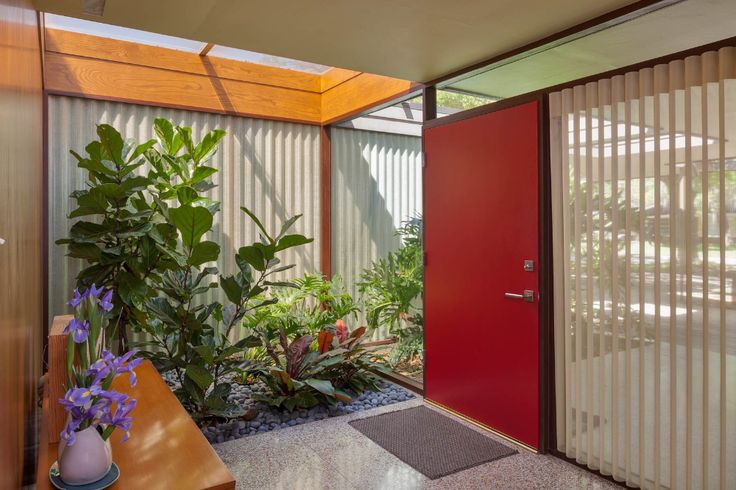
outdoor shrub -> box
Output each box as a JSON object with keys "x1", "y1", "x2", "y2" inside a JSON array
[{"x1": 358, "y1": 216, "x2": 424, "y2": 367}]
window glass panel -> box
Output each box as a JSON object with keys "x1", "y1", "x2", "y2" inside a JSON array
[
  {"x1": 207, "y1": 45, "x2": 330, "y2": 74},
  {"x1": 436, "y1": 89, "x2": 497, "y2": 117},
  {"x1": 442, "y1": 0, "x2": 735, "y2": 103},
  {"x1": 45, "y1": 14, "x2": 207, "y2": 53}
]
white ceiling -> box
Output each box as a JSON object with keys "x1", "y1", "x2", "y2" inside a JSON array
[
  {"x1": 447, "y1": 0, "x2": 736, "y2": 98},
  {"x1": 34, "y1": 0, "x2": 639, "y2": 82}
]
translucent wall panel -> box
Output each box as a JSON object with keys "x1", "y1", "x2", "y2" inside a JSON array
[
  {"x1": 48, "y1": 96, "x2": 321, "y2": 342},
  {"x1": 331, "y1": 127, "x2": 422, "y2": 338}
]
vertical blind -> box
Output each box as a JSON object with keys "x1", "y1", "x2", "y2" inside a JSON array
[{"x1": 550, "y1": 48, "x2": 736, "y2": 489}]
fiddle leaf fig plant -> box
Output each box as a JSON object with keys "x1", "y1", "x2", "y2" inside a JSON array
[
  {"x1": 137, "y1": 208, "x2": 313, "y2": 420},
  {"x1": 57, "y1": 118, "x2": 225, "y2": 350}
]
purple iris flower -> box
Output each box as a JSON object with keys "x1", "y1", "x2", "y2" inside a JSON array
[
  {"x1": 63, "y1": 318, "x2": 90, "y2": 343},
  {"x1": 102, "y1": 398, "x2": 137, "y2": 442},
  {"x1": 66, "y1": 288, "x2": 87, "y2": 308},
  {"x1": 88, "y1": 283, "x2": 104, "y2": 300},
  {"x1": 60, "y1": 387, "x2": 94, "y2": 408},
  {"x1": 87, "y1": 398, "x2": 111, "y2": 420},
  {"x1": 85, "y1": 350, "x2": 141, "y2": 386},
  {"x1": 99, "y1": 289, "x2": 114, "y2": 312},
  {"x1": 60, "y1": 417, "x2": 81, "y2": 446},
  {"x1": 90, "y1": 385, "x2": 128, "y2": 404}
]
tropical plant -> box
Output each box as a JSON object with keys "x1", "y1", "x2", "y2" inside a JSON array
[
  {"x1": 252, "y1": 325, "x2": 387, "y2": 411},
  {"x1": 244, "y1": 273, "x2": 359, "y2": 339},
  {"x1": 136, "y1": 206, "x2": 311, "y2": 419},
  {"x1": 57, "y1": 119, "x2": 224, "y2": 350},
  {"x1": 358, "y1": 216, "x2": 423, "y2": 367}
]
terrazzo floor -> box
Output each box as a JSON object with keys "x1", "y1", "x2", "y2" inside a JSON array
[{"x1": 213, "y1": 398, "x2": 621, "y2": 489}]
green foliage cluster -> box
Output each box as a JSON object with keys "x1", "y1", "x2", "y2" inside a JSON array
[
  {"x1": 57, "y1": 120, "x2": 225, "y2": 350},
  {"x1": 243, "y1": 274, "x2": 386, "y2": 411},
  {"x1": 245, "y1": 273, "x2": 359, "y2": 339},
  {"x1": 58, "y1": 120, "x2": 312, "y2": 420},
  {"x1": 253, "y1": 325, "x2": 386, "y2": 411},
  {"x1": 358, "y1": 217, "x2": 424, "y2": 367}
]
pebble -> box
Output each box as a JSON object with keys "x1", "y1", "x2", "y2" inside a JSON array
[{"x1": 161, "y1": 371, "x2": 415, "y2": 445}]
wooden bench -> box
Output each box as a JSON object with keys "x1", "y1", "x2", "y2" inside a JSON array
[{"x1": 37, "y1": 316, "x2": 235, "y2": 490}]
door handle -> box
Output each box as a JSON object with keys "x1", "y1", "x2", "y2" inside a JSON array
[{"x1": 504, "y1": 290, "x2": 535, "y2": 302}]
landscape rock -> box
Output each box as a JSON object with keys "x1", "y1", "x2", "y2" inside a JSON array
[{"x1": 162, "y1": 371, "x2": 416, "y2": 444}]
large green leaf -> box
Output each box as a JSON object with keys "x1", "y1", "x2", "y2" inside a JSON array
[
  {"x1": 176, "y1": 126, "x2": 195, "y2": 158},
  {"x1": 96, "y1": 183, "x2": 126, "y2": 200},
  {"x1": 77, "y1": 156, "x2": 116, "y2": 177},
  {"x1": 237, "y1": 245, "x2": 266, "y2": 272},
  {"x1": 146, "y1": 297, "x2": 179, "y2": 326},
  {"x1": 188, "y1": 240, "x2": 220, "y2": 266},
  {"x1": 275, "y1": 214, "x2": 302, "y2": 240},
  {"x1": 185, "y1": 364, "x2": 214, "y2": 390},
  {"x1": 154, "y1": 118, "x2": 182, "y2": 155},
  {"x1": 220, "y1": 275, "x2": 242, "y2": 304},
  {"x1": 69, "y1": 221, "x2": 109, "y2": 242},
  {"x1": 176, "y1": 185, "x2": 198, "y2": 205},
  {"x1": 96, "y1": 124, "x2": 125, "y2": 166},
  {"x1": 118, "y1": 271, "x2": 148, "y2": 305},
  {"x1": 121, "y1": 175, "x2": 152, "y2": 193},
  {"x1": 304, "y1": 378, "x2": 335, "y2": 397},
  {"x1": 117, "y1": 221, "x2": 154, "y2": 239},
  {"x1": 190, "y1": 166, "x2": 218, "y2": 184},
  {"x1": 192, "y1": 129, "x2": 226, "y2": 163},
  {"x1": 68, "y1": 242, "x2": 102, "y2": 261},
  {"x1": 126, "y1": 139, "x2": 156, "y2": 163},
  {"x1": 240, "y1": 206, "x2": 272, "y2": 242},
  {"x1": 276, "y1": 234, "x2": 313, "y2": 252},
  {"x1": 75, "y1": 187, "x2": 108, "y2": 212},
  {"x1": 193, "y1": 345, "x2": 215, "y2": 364},
  {"x1": 169, "y1": 204, "x2": 213, "y2": 250}
]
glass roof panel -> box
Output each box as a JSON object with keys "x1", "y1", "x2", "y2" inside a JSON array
[
  {"x1": 208, "y1": 45, "x2": 331, "y2": 74},
  {"x1": 45, "y1": 14, "x2": 208, "y2": 53}
]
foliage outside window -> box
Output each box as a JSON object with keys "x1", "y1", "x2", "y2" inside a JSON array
[{"x1": 359, "y1": 216, "x2": 424, "y2": 371}]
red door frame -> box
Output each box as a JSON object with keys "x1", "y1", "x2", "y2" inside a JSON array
[{"x1": 421, "y1": 93, "x2": 554, "y2": 453}]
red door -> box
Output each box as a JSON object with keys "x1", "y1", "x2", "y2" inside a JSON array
[{"x1": 424, "y1": 101, "x2": 539, "y2": 449}]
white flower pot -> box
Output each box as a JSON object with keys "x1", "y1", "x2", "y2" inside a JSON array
[{"x1": 57, "y1": 426, "x2": 113, "y2": 485}]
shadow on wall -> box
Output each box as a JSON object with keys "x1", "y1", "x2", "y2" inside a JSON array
[
  {"x1": 239, "y1": 125, "x2": 318, "y2": 276},
  {"x1": 331, "y1": 128, "x2": 423, "y2": 334}
]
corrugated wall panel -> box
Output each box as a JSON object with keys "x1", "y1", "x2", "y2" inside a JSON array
[
  {"x1": 331, "y1": 127, "x2": 423, "y2": 338},
  {"x1": 48, "y1": 95, "x2": 321, "y2": 341}
]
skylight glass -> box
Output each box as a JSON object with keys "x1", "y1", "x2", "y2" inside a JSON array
[
  {"x1": 208, "y1": 45, "x2": 330, "y2": 74},
  {"x1": 44, "y1": 14, "x2": 207, "y2": 53}
]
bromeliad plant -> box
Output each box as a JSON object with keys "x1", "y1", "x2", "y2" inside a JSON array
[
  {"x1": 252, "y1": 324, "x2": 388, "y2": 411},
  {"x1": 60, "y1": 286, "x2": 142, "y2": 446}
]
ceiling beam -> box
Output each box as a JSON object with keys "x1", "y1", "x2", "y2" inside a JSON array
[
  {"x1": 199, "y1": 42, "x2": 215, "y2": 57},
  {"x1": 42, "y1": 28, "x2": 415, "y2": 126}
]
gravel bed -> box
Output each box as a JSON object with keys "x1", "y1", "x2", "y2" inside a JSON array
[{"x1": 162, "y1": 372, "x2": 416, "y2": 444}]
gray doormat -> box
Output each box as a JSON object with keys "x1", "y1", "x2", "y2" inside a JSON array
[{"x1": 348, "y1": 405, "x2": 517, "y2": 480}]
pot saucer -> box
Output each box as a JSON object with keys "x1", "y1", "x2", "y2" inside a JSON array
[{"x1": 49, "y1": 461, "x2": 120, "y2": 490}]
